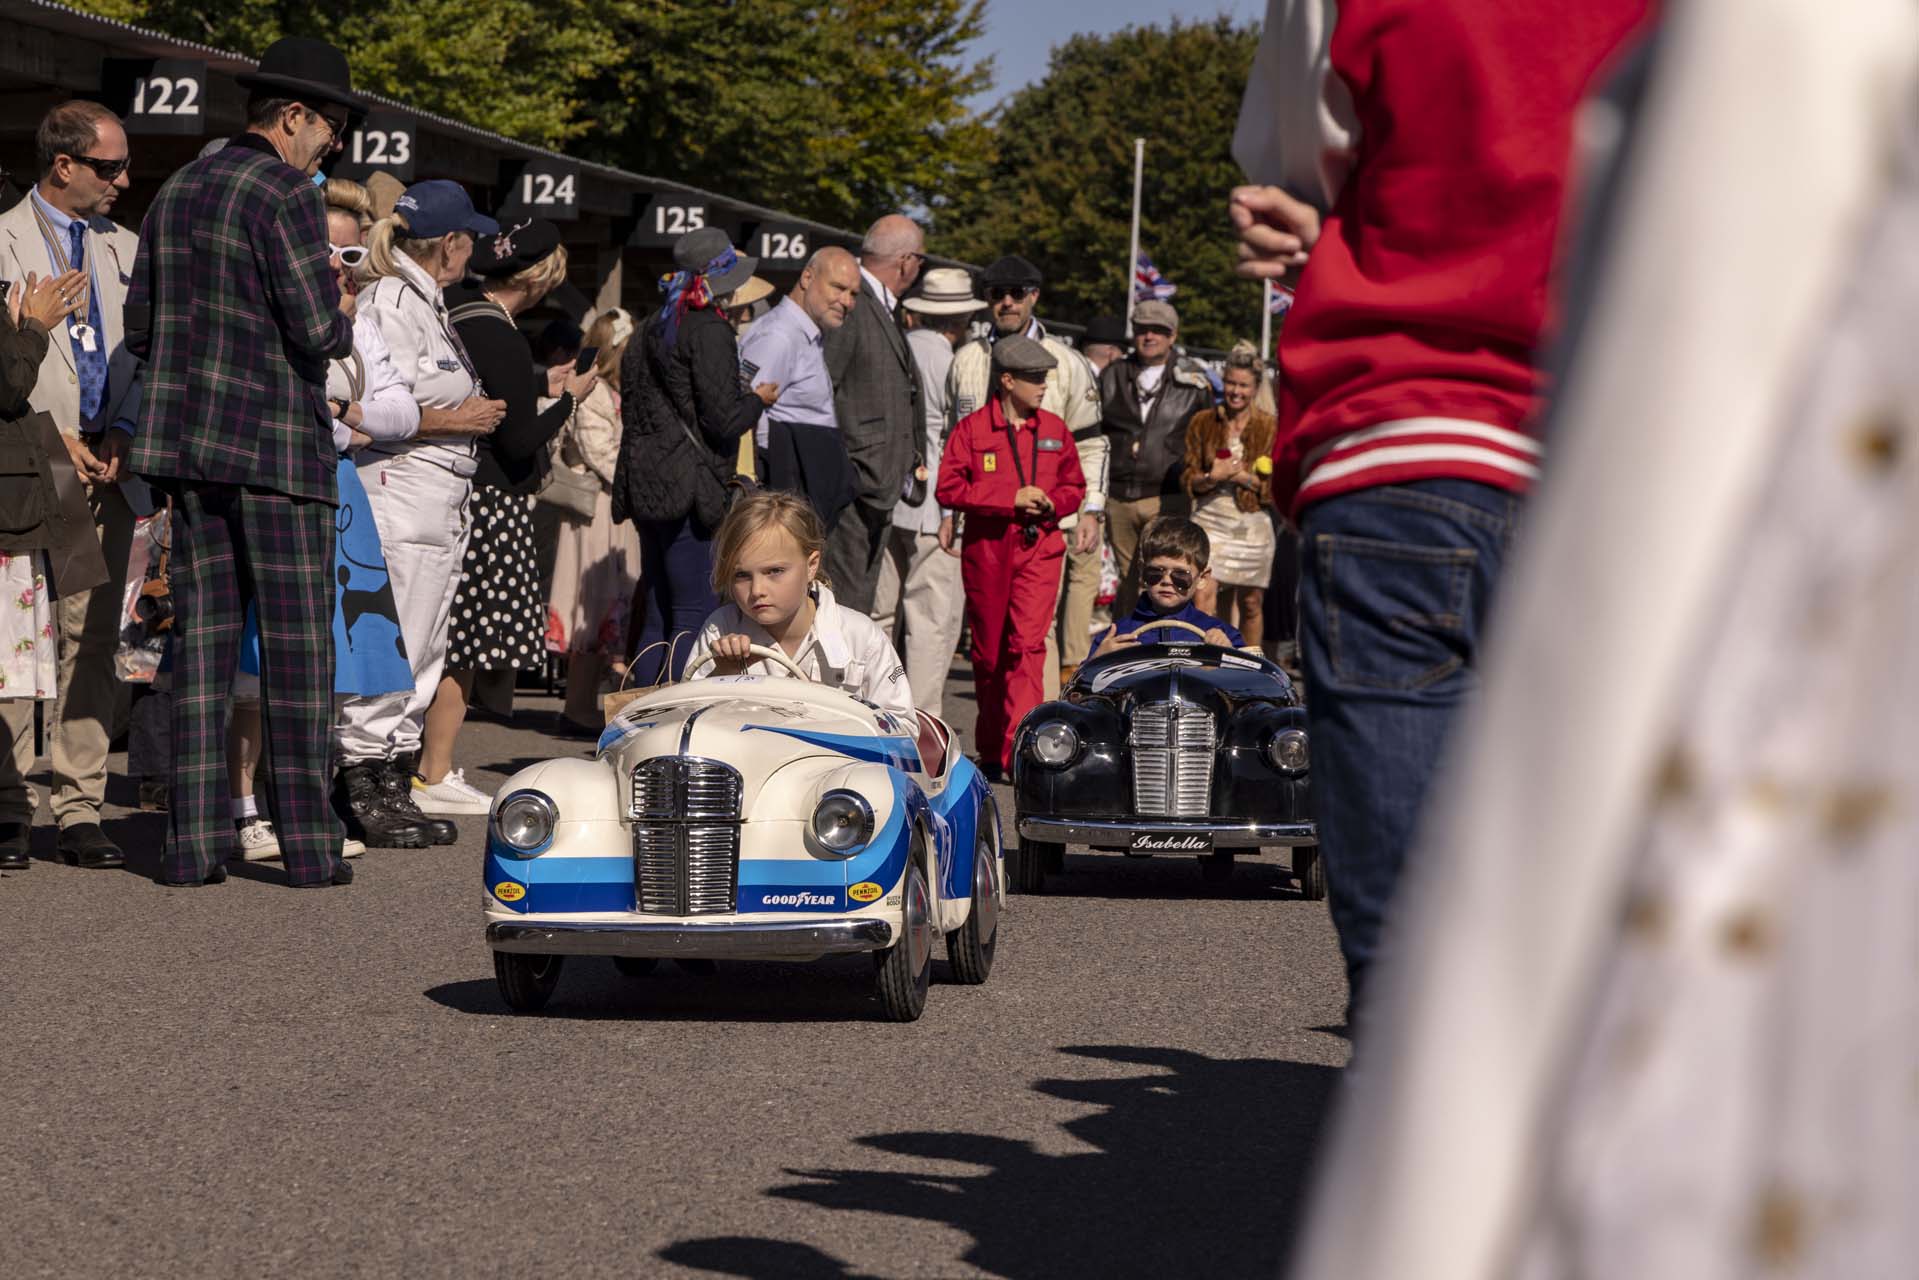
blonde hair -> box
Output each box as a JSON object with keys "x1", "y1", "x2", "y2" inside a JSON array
[
  {"x1": 365, "y1": 212, "x2": 467, "y2": 282},
  {"x1": 583, "y1": 308, "x2": 633, "y2": 380},
  {"x1": 323, "y1": 178, "x2": 375, "y2": 227},
  {"x1": 491, "y1": 243, "x2": 569, "y2": 302},
  {"x1": 711, "y1": 492, "x2": 832, "y2": 595}
]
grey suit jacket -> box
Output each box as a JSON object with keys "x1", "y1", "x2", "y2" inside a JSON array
[
  {"x1": 0, "y1": 193, "x2": 144, "y2": 438},
  {"x1": 822, "y1": 275, "x2": 922, "y2": 508}
]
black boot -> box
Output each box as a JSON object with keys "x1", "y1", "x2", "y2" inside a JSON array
[
  {"x1": 381, "y1": 754, "x2": 458, "y2": 845},
  {"x1": 331, "y1": 763, "x2": 430, "y2": 849},
  {"x1": 0, "y1": 821, "x2": 29, "y2": 871}
]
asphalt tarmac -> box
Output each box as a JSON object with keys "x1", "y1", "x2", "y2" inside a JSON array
[{"x1": 3, "y1": 678, "x2": 1349, "y2": 1279}]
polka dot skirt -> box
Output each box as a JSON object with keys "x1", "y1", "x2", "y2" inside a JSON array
[{"x1": 447, "y1": 486, "x2": 545, "y2": 671}]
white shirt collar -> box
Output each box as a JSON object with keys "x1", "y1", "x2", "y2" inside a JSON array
[
  {"x1": 859, "y1": 266, "x2": 898, "y2": 315},
  {"x1": 729, "y1": 583, "x2": 852, "y2": 671},
  {"x1": 392, "y1": 251, "x2": 447, "y2": 309}
]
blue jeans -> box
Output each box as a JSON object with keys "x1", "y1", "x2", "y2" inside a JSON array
[
  {"x1": 1297, "y1": 479, "x2": 1520, "y2": 1003},
  {"x1": 632, "y1": 515, "x2": 718, "y2": 686}
]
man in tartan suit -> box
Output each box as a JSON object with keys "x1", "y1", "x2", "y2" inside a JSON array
[{"x1": 126, "y1": 39, "x2": 363, "y2": 887}]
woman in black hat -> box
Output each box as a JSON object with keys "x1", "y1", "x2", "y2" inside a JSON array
[
  {"x1": 611, "y1": 227, "x2": 779, "y2": 685},
  {"x1": 411, "y1": 219, "x2": 596, "y2": 813}
]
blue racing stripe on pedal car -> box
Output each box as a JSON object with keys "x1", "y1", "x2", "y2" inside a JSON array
[
  {"x1": 519, "y1": 854, "x2": 634, "y2": 914},
  {"x1": 743, "y1": 725, "x2": 922, "y2": 773}
]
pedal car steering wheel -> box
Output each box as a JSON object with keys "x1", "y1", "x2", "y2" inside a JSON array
[
  {"x1": 1121, "y1": 619, "x2": 1213, "y2": 643},
  {"x1": 685, "y1": 643, "x2": 812, "y2": 682}
]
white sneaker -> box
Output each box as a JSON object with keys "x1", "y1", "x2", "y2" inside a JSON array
[
  {"x1": 236, "y1": 819, "x2": 281, "y2": 861},
  {"x1": 342, "y1": 837, "x2": 367, "y2": 859},
  {"x1": 412, "y1": 768, "x2": 493, "y2": 815}
]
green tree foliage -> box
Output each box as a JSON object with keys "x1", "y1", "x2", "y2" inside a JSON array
[
  {"x1": 69, "y1": 0, "x2": 996, "y2": 228},
  {"x1": 936, "y1": 19, "x2": 1262, "y2": 352}
]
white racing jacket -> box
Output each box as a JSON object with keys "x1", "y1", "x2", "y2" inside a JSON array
[
  {"x1": 948, "y1": 322, "x2": 1107, "y2": 528},
  {"x1": 686, "y1": 583, "x2": 914, "y2": 718}
]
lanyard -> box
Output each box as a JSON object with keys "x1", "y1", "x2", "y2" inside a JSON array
[
  {"x1": 1002, "y1": 410, "x2": 1041, "y2": 491},
  {"x1": 29, "y1": 197, "x2": 99, "y2": 351}
]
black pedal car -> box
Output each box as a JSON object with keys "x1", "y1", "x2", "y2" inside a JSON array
[{"x1": 1011, "y1": 620, "x2": 1321, "y2": 896}]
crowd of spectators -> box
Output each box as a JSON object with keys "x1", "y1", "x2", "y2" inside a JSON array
[{"x1": 0, "y1": 34, "x2": 1295, "y2": 887}]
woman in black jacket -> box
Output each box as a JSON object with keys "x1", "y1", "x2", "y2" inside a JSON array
[
  {"x1": 612, "y1": 228, "x2": 778, "y2": 685},
  {"x1": 414, "y1": 219, "x2": 596, "y2": 810}
]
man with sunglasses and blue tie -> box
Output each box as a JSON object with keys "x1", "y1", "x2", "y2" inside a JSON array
[{"x1": 0, "y1": 100, "x2": 146, "y2": 873}]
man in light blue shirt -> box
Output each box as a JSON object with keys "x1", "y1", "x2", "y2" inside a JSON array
[{"x1": 739, "y1": 245, "x2": 860, "y2": 527}]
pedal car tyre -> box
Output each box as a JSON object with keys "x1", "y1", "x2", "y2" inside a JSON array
[
  {"x1": 612, "y1": 957, "x2": 658, "y2": 978},
  {"x1": 495, "y1": 952, "x2": 565, "y2": 1012},
  {"x1": 1295, "y1": 845, "x2": 1327, "y2": 901},
  {"x1": 1199, "y1": 850, "x2": 1235, "y2": 885},
  {"x1": 875, "y1": 859, "x2": 934, "y2": 1021},
  {"x1": 1013, "y1": 837, "x2": 1055, "y2": 895},
  {"x1": 947, "y1": 826, "x2": 1000, "y2": 984}
]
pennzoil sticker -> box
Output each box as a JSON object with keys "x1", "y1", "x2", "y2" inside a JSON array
[
  {"x1": 849, "y1": 881, "x2": 883, "y2": 903},
  {"x1": 493, "y1": 882, "x2": 526, "y2": 903}
]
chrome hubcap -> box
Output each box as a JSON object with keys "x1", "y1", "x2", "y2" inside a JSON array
[
  {"x1": 905, "y1": 871, "x2": 932, "y2": 978},
  {"x1": 974, "y1": 846, "x2": 999, "y2": 944}
]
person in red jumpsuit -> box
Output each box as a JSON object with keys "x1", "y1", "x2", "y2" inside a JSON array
[{"x1": 936, "y1": 335, "x2": 1086, "y2": 779}]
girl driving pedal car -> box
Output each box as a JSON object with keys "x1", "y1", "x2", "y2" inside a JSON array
[{"x1": 686, "y1": 491, "x2": 913, "y2": 717}]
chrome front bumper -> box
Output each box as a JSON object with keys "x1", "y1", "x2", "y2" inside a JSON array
[
  {"x1": 1017, "y1": 817, "x2": 1317, "y2": 849},
  {"x1": 487, "y1": 917, "x2": 894, "y2": 961}
]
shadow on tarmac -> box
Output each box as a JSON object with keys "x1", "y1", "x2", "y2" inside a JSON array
[{"x1": 659, "y1": 1044, "x2": 1341, "y2": 1279}]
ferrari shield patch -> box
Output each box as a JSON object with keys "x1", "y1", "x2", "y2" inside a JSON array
[{"x1": 983, "y1": 452, "x2": 997, "y2": 473}]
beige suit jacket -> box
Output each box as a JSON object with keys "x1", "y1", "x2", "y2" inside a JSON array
[{"x1": 0, "y1": 191, "x2": 144, "y2": 438}]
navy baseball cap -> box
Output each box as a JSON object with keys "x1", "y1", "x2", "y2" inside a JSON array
[{"x1": 393, "y1": 180, "x2": 497, "y2": 238}]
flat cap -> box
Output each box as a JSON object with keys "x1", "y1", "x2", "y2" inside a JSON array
[
  {"x1": 1082, "y1": 314, "x2": 1128, "y2": 347},
  {"x1": 981, "y1": 255, "x2": 1043, "y2": 290},
  {"x1": 992, "y1": 333, "x2": 1058, "y2": 374},
  {"x1": 1132, "y1": 299, "x2": 1179, "y2": 331}
]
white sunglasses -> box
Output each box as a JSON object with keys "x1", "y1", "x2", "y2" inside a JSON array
[{"x1": 329, "y1": 244, "x2": 368, "y2": 267}]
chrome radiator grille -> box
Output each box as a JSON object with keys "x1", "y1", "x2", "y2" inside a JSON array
[
  {"x1": 629, "y1": 757, "x2": 742, "y2": 915},
  {"x1": 1129, "y1": 701, "x2": 1217, "y2": 816}
]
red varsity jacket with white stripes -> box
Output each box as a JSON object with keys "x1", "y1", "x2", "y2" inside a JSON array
[{"x1": 1270, "y1": 0, "x2": 1651, "y2": 517}]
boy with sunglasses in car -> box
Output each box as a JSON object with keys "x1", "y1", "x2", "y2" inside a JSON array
[{"x1": 1089, "y1": 517, "x2": 1243, "y2": 656}]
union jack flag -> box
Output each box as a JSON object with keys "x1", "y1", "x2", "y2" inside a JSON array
[
  {"x1": 1268, "y1": 283, "x2": 1295, "y2": 317},
  {"x1": 1134, "y1": 253, "x2": 1177, "y2": 302}
]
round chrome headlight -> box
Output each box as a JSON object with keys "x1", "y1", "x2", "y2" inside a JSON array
[
  {"x1": 494, "y1": 790, "x2": 558, "y2": 854},
  {"x1": 1031, "y1": 720, "x2": 1080, "y2": 768},
  {"x1": 811, "y1": 790, "x2": 874, "y2": 854},
  {"x1": 1267, "y1": 728, "x2": 1309, "y2": 774}
]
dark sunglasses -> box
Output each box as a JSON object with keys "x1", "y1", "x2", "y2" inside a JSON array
[
  {"x1": 1141, "y1": 565, "x2": 1195, "y2": 590},
  {"x1": 1135, "y1": 325, "x2": 1173, "y2": 338},
  {"x1": 68, "y1": 154, "x2": 130, "y2": 181},
  {"x1": 987, "y1": 286, "x2": 1035, "y2": 302}
]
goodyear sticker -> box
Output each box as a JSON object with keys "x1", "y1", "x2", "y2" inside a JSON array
[
  {"x1": 493, "y1": 882, "x2": 526, "y2": 903},
  {"x1": 849, "y1": 881, "x2": 883, "y2": 904},
  {"x1": 982, "y1": 452, "x2": 997, "y2": 473}
]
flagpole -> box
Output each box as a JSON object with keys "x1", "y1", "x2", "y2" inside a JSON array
[
  {"x1": 1126, "y1": 137, "x2": 1144, "y2": 337},
  {"x1": 1260, "y1": 279, "x2": 1273, "y2": 364}
]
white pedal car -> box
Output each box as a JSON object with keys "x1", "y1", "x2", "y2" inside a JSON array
[{"x1": 483, "y1": 645, "x2": 1003, "y2": 1021}]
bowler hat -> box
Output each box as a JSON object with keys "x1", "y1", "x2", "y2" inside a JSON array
[
  {"x1": 237, "y1": 38, "x2": 366, "y2": 120},
  {"x1": 673, "y1": 227, "x2": 757, "y2": 298},
  {"x1": 471, "y1": 217, "x2": 564, "y2": 277},
  {"x1": 981, "y1": 255, "x2": 1043, "y2": 291},
  {"x1": 1082, "y1": 314, "x2": 1127, "y2": 347}
]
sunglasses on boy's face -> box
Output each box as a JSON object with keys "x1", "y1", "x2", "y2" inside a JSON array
[
  {"x1": 1141, "y1": 564, "x2": 1194, "y2": 590},
  {"x1": 329, "y1": 244, "x2": 368, "y2": 267}
]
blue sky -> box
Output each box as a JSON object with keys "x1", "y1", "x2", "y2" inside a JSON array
[{"x1": 968, "y1": 0, "x2": 1266, "y2": 109}]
